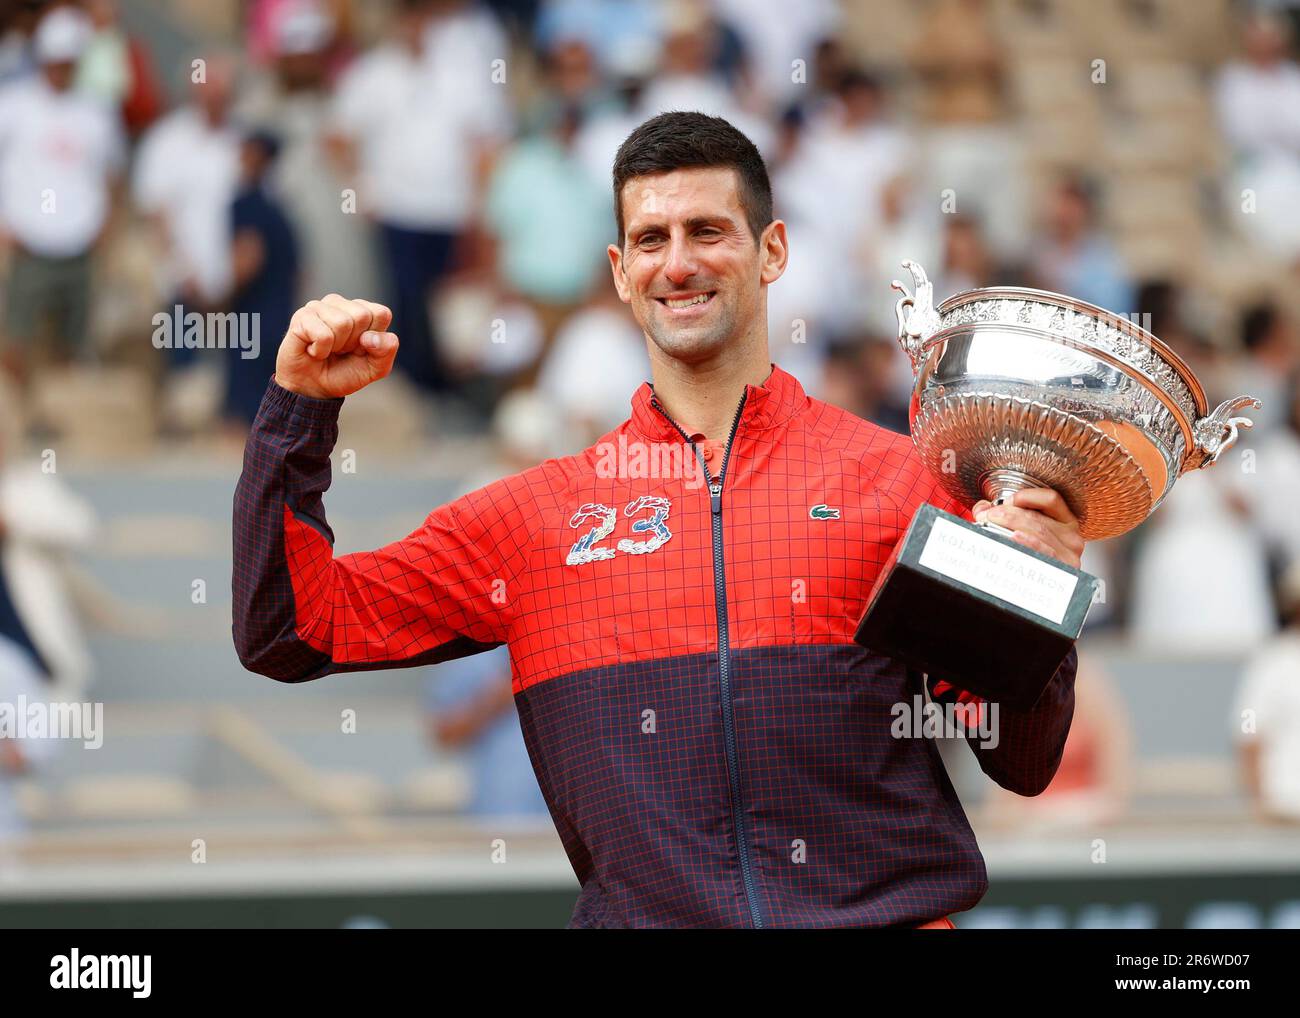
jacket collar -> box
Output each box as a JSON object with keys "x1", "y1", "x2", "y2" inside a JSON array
[{"x1": 628, "y1": 362, "x2": 807, "y2": 443}]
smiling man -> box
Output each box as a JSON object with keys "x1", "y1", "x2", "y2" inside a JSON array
[{"x1": 232, "y1": 111, "x2": 1085, "y2": 928}]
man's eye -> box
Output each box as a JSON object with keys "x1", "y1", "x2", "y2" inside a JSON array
[{"x1": 638, "y1": 234, "x2": 664, "y2": 247}]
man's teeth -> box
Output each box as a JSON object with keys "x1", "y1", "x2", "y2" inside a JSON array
[{"x1": 664, "y1": 293, "x2": 712, "y2": 308}]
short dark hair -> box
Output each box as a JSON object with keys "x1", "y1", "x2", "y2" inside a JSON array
[{"x1": 611, "y1": 111, "x2": 773, "y2": 246}]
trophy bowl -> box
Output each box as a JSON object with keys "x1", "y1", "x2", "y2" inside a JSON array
[{"x1": 892, "y1": 260, "x2": 1261, "y2": 540}]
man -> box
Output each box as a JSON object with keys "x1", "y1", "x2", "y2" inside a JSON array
[
  {"x1": 132, "y1": 52, "x2": 241, "y2": 329},
  {"x1": 1029, "y1": 174, "x2": 1133, "y2": 317},
  {"x1": 329, "y1": 0, "x2": 510, "y2": 392},
  {"x1": 0, "y1": 5, "x2": 123, "y2": 377},
  {"x1": 0, "y1": 401, "x2": 97, "y2": 697},
  {"x1": 225, "y1": 129, "x2": 299, "y2": 427},
  {"x1": 233, "y1": 112, "x2": 1085, "y2": 928}
]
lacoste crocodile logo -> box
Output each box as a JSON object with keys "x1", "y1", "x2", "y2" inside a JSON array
[{"x1": 809, "y1": 504, "x2": 840, "y2": 520}]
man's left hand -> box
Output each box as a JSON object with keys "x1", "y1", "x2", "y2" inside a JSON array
[{"x1": 972, "y1": 488, "x2": 1086, "y2": 569}]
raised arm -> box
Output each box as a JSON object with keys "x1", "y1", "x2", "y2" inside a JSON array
[{"x1": 231, "y1": 296, "x2": 531, "y2": 683}]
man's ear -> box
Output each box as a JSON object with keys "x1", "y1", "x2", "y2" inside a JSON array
[
  {"x1": 759, "y1": 219, "x2": 789, "y2": 286},
  {"x1": 607, "y1": 243, "x2": 631, "y2": 303}
]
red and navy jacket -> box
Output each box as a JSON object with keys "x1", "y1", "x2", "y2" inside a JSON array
[{"x1": 232, "y1": 362, "x2": 1076, "y2": 928}]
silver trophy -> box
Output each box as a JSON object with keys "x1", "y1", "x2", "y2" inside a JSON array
[{"x1": 855, "y1": 260, "x2": 1261, "y2": 707}]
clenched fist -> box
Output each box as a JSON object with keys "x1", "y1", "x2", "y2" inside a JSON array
[{"x1": 274, "y1": 294, "x2": 399, "y2": 399}]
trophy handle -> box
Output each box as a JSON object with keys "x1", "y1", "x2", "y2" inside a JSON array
[
  {"x1": 1190, "y1": 395, "x2": 1262, "y2": 470},
  {"x1": 891, "y1": 259, "x2": 941, "y2": 373}
]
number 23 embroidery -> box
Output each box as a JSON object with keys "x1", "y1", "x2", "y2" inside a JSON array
[{"x1": 566, "y1": 496, "x2": 672, "y2": 565}]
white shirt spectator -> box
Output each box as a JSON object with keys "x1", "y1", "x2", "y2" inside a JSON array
[
  {"x1": 1226, "y1": 424, "x2": 1300, "y2": 568},
  {"x1": 764, "y1": 219, "x2": 835, "y2": 395},
  {"x1": 1234, "y1": 631, "x2": 1300, "y2": 820},
  {"x1": 536, "y1": 303, "x2": 649, "y2": 436},
  {"x1": 1227, "y1": 150, "x2": 1300, "y2": 262},
  {"x1": 0, "y1": 458, "x2": 97, "y2": 697},
  {"x1": 1214, "y1": 58, "x2": 1300, "y2": 160},
  {"x1": 780, "y1": 108, "x2": 907, "y2": 263},
  {"x1": 774, "y1": 109, "x2": 907, "y2": 340},
  {"x1": 575, "y1": 107, "x2": 638, "y2": 189},
  {"x1": 1129, "y1": 471, "x2": 1276, "y2": 652},
  {"x1": 133, "y1": 107, "x2": 241, "y2": 303},
  {"x1": 423, "y1": 3, "x2": 513, "y2": 138},
  {"x1": 333, "y1": 43, "x2": 501, "y2": 231},
  {"x1": 709, "y1": 0, "x2": 839, "y2": 109},
  {"x1": 0, "y1": 76, "x2": 122, "y2": 256}
]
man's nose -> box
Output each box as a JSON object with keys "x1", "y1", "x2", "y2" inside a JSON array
[{"x1": 662, "y1": 237, "x2": 698, "y2": 286}]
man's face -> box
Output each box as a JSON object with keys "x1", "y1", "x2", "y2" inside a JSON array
[
  {"x1": 41, "y1": 60, "x2": 75, "y2": 91},
  {"x1": 608, "y1": 167, "x2": 786, "y2": 365}
]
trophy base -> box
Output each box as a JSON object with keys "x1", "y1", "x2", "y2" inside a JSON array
[{"x1": 854, "y1": 503, "x2": 1099, "y2": 710}]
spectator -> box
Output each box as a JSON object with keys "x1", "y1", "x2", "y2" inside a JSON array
[
  {"x1": 241, "y1": 0, "x2": 380, "y2": 323},
  {"x1": 637, "y1": 0, "x2": 771, "y2": 156},
  {"x1": 0, "y1": 417, "x2": 97, "y2": 698},
  {"x1": 484, "y1": 103, "x2": 609, "y2": 359},
  {"x1": 330, "y1": 0, "x2": 507, "y2": 392},
  {"x1": 1129, "y1": 469, "x2": 1276, "y2": 653},
  {"x1": 1234, "y1": 561, "x2": 1300, "y2": 824},
  {"x1": 710, "y1": 0, "x2": 839, "y2": 112},
  {"x1": 534, "y1": 0, "x2": 663, "y2": 79},
  {"x1": 1222, "y1": 303, "x2": 1297, "y2": 435},
  {"x1": 535, "y1": 275, "x2": 649, "y2": 445},
  {"x1": 425, "y1": 645, "x2": 550, "y2": 819},
  {"x1": 775, "y1": 69, "x2": 908, "y2": 340},
  {"x1": 572, "y1": 67, "x2": 649, "y2": 191},
  {"x1": 1214, "y1": 12, "x2": 1300, "y2": 264},
  {"x1": 522, "y1": 36, "x2": 614, "y2": 135},
  {"x1": 0, "y1": 0, "x2": 43, "y2": 86},
  {"x1": 862, "y1": 174, "x2": 939, "y2": 286},
  {"x1": 422, "y1": 0, "x2": 513, "y2": 133},
  {"x1": 1029, "y1": 175, "x2": 1134, "y2": 316},
  {"x1": 818, "y1": 337, "x2": 910, "y2": 436},
  {"x1": 224, "y1": 130, "x2": 300, "y2": 427},
  {"x1": 133, "y1": 53, "x2": 241, "y2": 327},
  {"x1": 1227, "y1": 370, "x2": 1300, "y2": 572},
  {"x1": 789, "y1": 69, "x2": 907, "y2": 250},
  {"x1": 934, "y1": 212, "x2": 1010, "y2": 298},
  {"x1": 246, "y1": 0, "x2": 358, "y2": 74},
  {"x1": 1214, "y1": 12, "x2": 1300, "y2": 162},
  {"x1": 77, "y1": 0, "x2": 163, "y2": 137},
  {"x1": 0, "y1": 5, "x2": 123, "y2": 379},
  {"x1": 980, "y1": 659, "x2": 1133, "y2": 832},
  {"x1": 433, "y1": 276, "x2": 544, "y2": 415}
]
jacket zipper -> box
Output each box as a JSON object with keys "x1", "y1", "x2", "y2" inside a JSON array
[{"x1": 651, "y1": 391, "x2": 765, "y2": 929}]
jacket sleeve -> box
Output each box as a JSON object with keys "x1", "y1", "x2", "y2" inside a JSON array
[
  {"x1": 232, "y1": 378, "x2": 533, "y2": 683},
  {"x1": 914, "y1": 474, "x2": 1078, "y2": 796},
  {"x1": 926, "y1": 648, "x2": 1077, "y2": 796}
]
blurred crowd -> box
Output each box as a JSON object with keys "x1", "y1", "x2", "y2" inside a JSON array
[{"x1": 0, "y1": 0, "x2": 1299, "y2": 830}]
